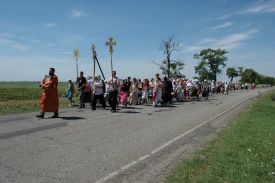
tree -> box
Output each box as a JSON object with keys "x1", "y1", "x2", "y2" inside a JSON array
[
  {"x1": 240, "y1": 68, "x2": 258, "y2": 84},
  {"x1": 160, "y1": 35, "x2": 178, "y2": 80},
  {"x1": 239, "y1": 67, "x2": 275, "y2": 85},
  {"x1": 159, "y1": 59, "x2": 185, "y2": 78},
  {"x1": 237, "y1": 67, "x2": 244, "y2": 74},
  {"x1": 226, "y1": 67, "x2": 239, "y2": 82},
  {"x1": 194, "y1": 48, "x2": 228, "y2": 82},
  {"x1": 193, "y1": 60, "x2": 214, "y2": 81}
]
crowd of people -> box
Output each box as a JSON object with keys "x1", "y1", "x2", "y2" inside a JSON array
[
  {"x1": 36, "y1": 68, "x2": 258, "y2": 118},
  {"x1": 65, "y1": 71, "x2": 256, "y2": 111}
]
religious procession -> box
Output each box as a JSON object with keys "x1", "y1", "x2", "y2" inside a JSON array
[
  {"x1": 36, "y1": 68, "x2": 255, "y2": 119},
  {"x1": 35, "y1": 37, "x2": 258, "y2": 119},
  {"x1": 74, "y1": 72, "x2": 245, "y2": 108}
]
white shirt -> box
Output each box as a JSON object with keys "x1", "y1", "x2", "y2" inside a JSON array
[
  {"x1": 94, "y1": 80, "x2": 103, "y2": 95},
  {"x1": 108, "y1": 76, "x2": 119, "y2": 91},
  {"x1": 187, "y1": 82, "x2": 193, "y2": 88}
]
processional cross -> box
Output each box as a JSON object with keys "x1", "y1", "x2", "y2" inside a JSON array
[
  {"x1": 105, "y1": 37, "x2": 117, "y2": 83},
  {"x1": 91, "y1": 44, "x2": 96, "y2": 83},
  {"x1": 73, "y1": 48, "x2": 80, "y2": 81}
]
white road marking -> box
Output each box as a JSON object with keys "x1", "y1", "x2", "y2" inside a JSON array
[
  {"x1": 94, "y1": 95, "x2": 254, "y2": 183},
  {"x1": 121, "y1": 161, "x2": 138, "y2": 170}
]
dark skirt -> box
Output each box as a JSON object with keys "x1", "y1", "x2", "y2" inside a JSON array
[{"x1": 84, "y1": 92, "x2": 92, "y2": 103}]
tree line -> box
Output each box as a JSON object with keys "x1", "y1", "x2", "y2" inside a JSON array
[{"x1": 158, "y1": 35, "x2": 275, "y2": 85}]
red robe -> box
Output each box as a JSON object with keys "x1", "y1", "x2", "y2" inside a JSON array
[{"x1": 39, "y1": 75, "x2": 59, "y2": 112}]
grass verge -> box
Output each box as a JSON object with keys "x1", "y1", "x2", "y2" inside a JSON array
[
  {"x1": 0, "y1": 98, "x2": 72, "y2": 115},
  {"x1": 166, "y1": 90, "x2": 275, "y2": 183},
  {"x1": 0, "y1": 82, "x2": 79, "y2": 115}
]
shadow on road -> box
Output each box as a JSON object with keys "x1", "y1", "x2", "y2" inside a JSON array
[
  {"x1": 123, "y1": 106, "x2": 142, "y2": 110},
  {"x1": 0, "y1": 122, "x2": 67, "y2": 139},
  {"x1": 154, "y1": 109, "x2": 173, "y2": 112},
  {"x1": 59, "y1": 117, "x2": 85, "y2": 120},
  {"x1": 167, "y1": 105, "x2": 177, "y2": 107},
  {"x1": 119, "y1": 111, "x2": 141, "y2": 114}
]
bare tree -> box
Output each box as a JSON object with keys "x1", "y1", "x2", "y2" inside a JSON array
[{"x1": 160, "y1": 35, "x2": 178, "y2": 80}]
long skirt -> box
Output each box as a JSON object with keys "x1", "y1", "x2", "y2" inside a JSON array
[
  {"x1": 120, "y1": 91, "x2": 128, "y2": 105},
  {"x1": 129, "y1": 91, "x2": 138, "y2": 105},
  {"x1": 152, "y1": 88, "x2": 162, "y2": 106},
  {"x1": 84, "y1": 91, "x2": 92, "y2": 103},
  {"x1": 142, "y1": 90, "x2": 149, "y2": 100}
]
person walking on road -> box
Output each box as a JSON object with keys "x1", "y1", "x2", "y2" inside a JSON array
[
  {"x1": 107, "y1": 71, "x2": 120, "y2": 112},
  {"x1": 92, "y1": 75, "x2": 106, "y2": 110},
  {"x1": 66, "y1": 79, "x2": 75, "y2": 107},
  {"x1": 119, "y1": 79, "x2": 128, "y2": 108},
  {"x1": 152, "y1": 74, "x2": 163, "y2": 107},
  {"x1": 36, "y1": 68, "x2": 59, "y2": 118},
  {"x1": 77, "y1": 71, "x2": 87, "y2": 108},
  {"x1": 162, "y1": 76, "x2": 173, "y2": 106}
]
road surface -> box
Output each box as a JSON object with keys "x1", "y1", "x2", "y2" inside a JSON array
[{"x1": 0, "y1": 88, "x2": 271, "y2": 183}]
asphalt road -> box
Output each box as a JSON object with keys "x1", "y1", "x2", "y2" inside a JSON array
[{"x1": 0, "y1": 88, "x2": 271, "y2": 183}]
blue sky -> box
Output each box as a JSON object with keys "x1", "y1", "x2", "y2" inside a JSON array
[{"x1": 0, "y1": 0, "x2": 274, "y2": 81}]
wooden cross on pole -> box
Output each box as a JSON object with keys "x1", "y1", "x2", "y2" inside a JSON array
[
  {"x1": 105, "y1": 37, "x2": 117, "y2": 83},
  {"x1": 91, "y1": 44, "x2": 96, "y2": 83},
  {"x1": 73, "y1": 48, "x2": 80, "y2": 81}
]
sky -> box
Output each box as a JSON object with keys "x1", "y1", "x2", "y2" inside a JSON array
[{"x1": 0, "y1": 0, "x2": 274, "y2": 81}]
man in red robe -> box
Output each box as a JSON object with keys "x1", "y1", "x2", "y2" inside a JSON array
[{"x1": 36, "y1": 68, "x2": 59, "y2": 118}]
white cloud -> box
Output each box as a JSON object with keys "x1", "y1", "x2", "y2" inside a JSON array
[
  {"x1": 0, "y1": 32, "x2": 14, "y2": 38},
  {"x1": 216, "y1": 14, "x2": 231, "y2": 20},
  {"x1": 29, "y1": 39, "x2": 41, "y2": 44},
  {"x1": 185, "y1": 46, "x2": 203, "y2": 52},
  {"x1": 210, "y1": 22, "x2": 233, "y2": 29},
  {"x1": 215, "y1": 28, "x2": 259, "y2": 48},
  {"x1": 215, "y1": 1, "x2": 275, "y2": 22},
  {"x1": 46, "y1": 43, "x2": 55, "y2": 47},
  {"x1": 238, "y1": 23, "x2": 251, "y2": 30},
  {"x1": 44, "y1": 22, "x2": 56, "y2": 28},
  {"x1": 0, "y1": 36, "x2": 28, "y2": 50},
  {"x1": 199, "y1": 38, "x2": 217, "y2": 44},
  {"x1": 71, "y1": 9, "x2": 84, "y2": 18},
  {"x1": 17, "y1": 36, "x2": 42, "y2": 44},
  {"x1": 180, "y1": 44, "x2": 203, "y2": 53},
  {"x1": 181, "y1": 28, "x2": 259, "y2": 53},
  {"x1": 242, "y1": 0, "x2": 275, "y2": 13},
  {"x1": 0, "y1": 33, "x2": 42, "y2": 49},
  {"x1": 201, "y1": 28, "x2": 259, "y2": 50}
]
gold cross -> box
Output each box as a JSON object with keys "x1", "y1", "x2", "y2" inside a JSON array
[{"x1": 105, "y1": 37, "x2": 117, "y2": 54}]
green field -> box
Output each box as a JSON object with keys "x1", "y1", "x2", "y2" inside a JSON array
[
  {"x1": 166, "y1": 90, "x2": 275, "y2": 183},
  {"x1": 0, "y1": 82, "x2": 76, "y2": 115}
]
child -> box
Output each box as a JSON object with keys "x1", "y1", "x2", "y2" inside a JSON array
[{"x1": 66, "y1": 80, "x2": 75, "y2": 107}]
